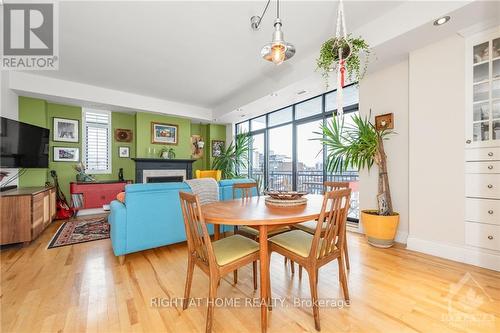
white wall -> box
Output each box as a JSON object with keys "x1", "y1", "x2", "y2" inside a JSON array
[
  {"x1": 358, "y1": 60, "x2": 410, "y2": 243},
  {"x1": 0, "y1": 71, "x2": 20, "y2": 188},
  {"x1": 408, "y1": 34, "x2": 465, "y2": 246},
  {"x1": 1, "y1": 71, "x2": 19, "y2": 120},
  {"x1": 406, "y1": 34, "x2": 499, "y2": 271}
]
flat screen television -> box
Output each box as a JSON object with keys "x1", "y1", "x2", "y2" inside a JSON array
[{"x1": 0, "y1": 117, "x2": 49, "y2": 168}]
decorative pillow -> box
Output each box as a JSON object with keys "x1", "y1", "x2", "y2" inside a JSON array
[{"x1": 116, "y1": 192, "x2": 126, "y2": 203}]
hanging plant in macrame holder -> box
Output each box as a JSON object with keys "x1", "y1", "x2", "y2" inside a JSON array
[
  {"x1": 317, "y1": 35, "x2": 370, "y2": 85},
  {"x1": 316, "y1": 0, "x2": 371, "y2": 112}
]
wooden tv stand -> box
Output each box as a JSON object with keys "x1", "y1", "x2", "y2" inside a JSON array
[{"x1": 0, "y1": 186, "x2": 56, "y2": 246}]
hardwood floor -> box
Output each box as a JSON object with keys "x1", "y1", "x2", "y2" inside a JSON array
[{"x1": 1, "y1": 217, "x2": 499, "y2": 333}]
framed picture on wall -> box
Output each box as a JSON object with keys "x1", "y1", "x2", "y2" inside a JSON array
[
  {"x1": 211, "y1": 140, "x2": 225, "y2": 157},
  {"x1": 53, "y1": 118, "x2": 79, "y2": 142},
  {"x1": 151, "y1": 122, "x2": 178, "y2": 145},
  {"x1": 118, "y1": 146, "x2": 130, "y2": 158},
  {"x1": 53, "y1": 147, "x2": 79, "y2": 162}
]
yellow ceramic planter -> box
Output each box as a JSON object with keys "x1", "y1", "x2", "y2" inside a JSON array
[{"x1": 361, "y1": 210, "x2": 400, "y2": 248}]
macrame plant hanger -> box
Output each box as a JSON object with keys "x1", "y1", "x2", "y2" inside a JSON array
[{"x1": 334, "y1": 0, "x2": 349, "y2": 117}]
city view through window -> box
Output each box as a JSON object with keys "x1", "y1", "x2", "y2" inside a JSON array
[{"x1": 236, "y1": 84, "x2": 360, "y2": 220}]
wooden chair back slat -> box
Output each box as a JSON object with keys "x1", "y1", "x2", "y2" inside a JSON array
[
  {"x1": 324, "y1": 181, "x2": 350, "y2": 192},
  {"x1": 179, "y1": 192, "x2": 216, "y2": 267},
  {"x1": 311, "y1": 189, "x2": 351, "y2": 260},
  {"x1": 232, "y1": 182, "x2": 259, "y2": 200}
]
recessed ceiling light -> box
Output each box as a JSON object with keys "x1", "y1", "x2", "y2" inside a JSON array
[
  {"x1": 240, "y1": 114, "x2": 246, "y2": 118},
  {"x1": 270, "y1": 92, "x2": 278, "y2": 97},
  {"x1": 236, "y1": 108, "x2": 243, "y2": 112},
  {"x1": 433, "y1": 16, "x2": 450, "y2": 26},
  {"x1": 297, "y1": 90, "x2": 307, "y2": 95}
]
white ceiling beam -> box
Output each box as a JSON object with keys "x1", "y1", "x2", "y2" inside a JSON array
[{"x1": 8, "y1": 72, "x2": 213, "y2": 120}]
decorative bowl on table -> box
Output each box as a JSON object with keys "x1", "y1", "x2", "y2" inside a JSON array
[{"x1": 263, "y1": 190, "x2": 308, "y2": 207}]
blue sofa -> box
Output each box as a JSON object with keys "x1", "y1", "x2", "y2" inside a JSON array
[{"x1": 108, "y1": 178, "x2": 257, "y2": 259}]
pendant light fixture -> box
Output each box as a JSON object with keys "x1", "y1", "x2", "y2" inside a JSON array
[{"x1": 251, "y1": 0, "x2": 295, "y2": 65}]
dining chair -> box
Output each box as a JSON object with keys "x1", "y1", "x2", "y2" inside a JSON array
[
  {"x1": 268, "y1": 188, "x2": 352, "y2": 331},
  {"x1": 232, "y1": 182, "x2": 291, "y2": 281},
  {"x1": 179, "y1": 191, "x2": 260, "y2": 333},
  {"x1": 294, "y1": 181, "x2": 351, "y2": 277}
]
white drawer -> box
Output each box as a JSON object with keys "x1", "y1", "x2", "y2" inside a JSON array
[
  {"x1": 465, "y1": 174, "x2": 500, "y2": 199},
  {"x1": 465, "y1": 161, "x2": 500, "y2": 174},
  {"x1": 465, "y1": 198, "x2": 500, "y2": 225},
  {"x1": 465, "y1": 147, "x2": 500, "y2": 162},
  {"x1": 465, "y1": 222, "x2": 500, "y2": 251}
]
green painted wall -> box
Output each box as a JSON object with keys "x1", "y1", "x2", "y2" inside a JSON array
[
  {"x1": 17, "y1": 97, "x2": 227, "y2": 200},
  {"x1": 135, "y1": 112, "x2": 192, "y2": 159},
  {"x1": 208, "y1": 124, "x2": 227, "y2": 169},
  {"x1": 190, "y1": 123, "x2": 209, "y2": 171},
  {"x1": 18, "y1": 98, "x2": 138, "y2": 200},
  {"x1": 47, "y1": 102, "x2": 83, "y2": 199},
  {"x1": 109, "y1": 112, "x2": 136, "y2": 181}
]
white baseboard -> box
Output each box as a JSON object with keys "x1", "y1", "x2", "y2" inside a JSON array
[
  {"x1": 395, "y1": 231, "x2": 408, "y2": 244},
  {"x1": 407, "y1": 236, "x2": 500, "y2": 272},
  {"x1": 76, "y1": 208, "x2": 107, "y2": 216}
]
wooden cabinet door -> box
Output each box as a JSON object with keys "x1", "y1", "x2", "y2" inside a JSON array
[
  {"x1": 32, "y1": 193, "x2": 45, "y2": 239},
  {"x1": 43, "y1": 193, "x2": 50, "y2": 227},
  {"x1": 49, "y1": 188, "x2": 56, "y2": 219},
  {"x1": 0, "y1": 196, "x2": 31, "y2": 245}
]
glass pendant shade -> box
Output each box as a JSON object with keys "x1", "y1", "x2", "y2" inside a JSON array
[{"x1": 261, "y1": 18, "x2": 295, "y2": 65}]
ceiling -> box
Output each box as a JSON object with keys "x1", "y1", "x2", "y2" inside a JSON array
[
  {"x1": 16, "y1": 1, "x2": 499, "y2": 123},
  {"x1": 31, "y1": 1, "x2": 402, "y2": 108}
]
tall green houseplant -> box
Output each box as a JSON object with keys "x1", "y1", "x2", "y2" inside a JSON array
[
  {"x1": 319, "y1": 113, "x2": 400, "y2": 248},
  {"x1": 212, "y1": 133, "x2": 251, "y2": 179}
]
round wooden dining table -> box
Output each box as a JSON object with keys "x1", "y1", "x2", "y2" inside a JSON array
[{"x1": 202, "y1": 194, "x2": 325, "y2": 333}]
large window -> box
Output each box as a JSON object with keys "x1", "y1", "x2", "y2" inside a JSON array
[
  {"x1": 83, "y1": 109, "x2": 111, "y2": 174},
  {"x1": 296, "y1": 119, "x2": 324, "y2": 193},
  {"x1": 236, "y1": 84, "x2": 360, "y2": 221},
  {"x1": 250, "y1": 133, "x2": 265, "y2": 191},
  {"x1": 268, "y1": 124, "x2": 293, "y2": 191}
]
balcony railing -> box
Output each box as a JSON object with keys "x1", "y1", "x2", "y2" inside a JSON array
[{"x1": 250, "y1": 170, "x2": 359, "y2": 220}]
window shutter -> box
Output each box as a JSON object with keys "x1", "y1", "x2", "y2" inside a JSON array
[{"x1": 84, "y1": 110, "x2": 111, "y2": 173}]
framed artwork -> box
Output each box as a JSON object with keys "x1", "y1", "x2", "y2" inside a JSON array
[
  {"x1": 375, "y1": 113, "x2": 394, "y2": 131},
  {"x1": 151, "y1": 122, "x2": 178, "y2": 145},
  {"x1": 115, "y1": 128, "x2": 133, "y2": 142},
  {"x1": 53, "y1": 147, "x2": 79, "y2": 162},
  {"x1": 118, "y1": 146, "x2": 130, "y2": 158},
  {"x1": 53, "y1": 117, "x2": 79, "y2": 142},
  {"x1": 211, "y1": 140, "x2": 225, "y2": 157}
]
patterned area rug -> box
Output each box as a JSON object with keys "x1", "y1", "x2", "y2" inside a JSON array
[{"x1": 48, "y1": 216, "x2": 110, "y2": 249}]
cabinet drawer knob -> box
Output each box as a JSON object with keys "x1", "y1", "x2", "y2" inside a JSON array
[
  {"x1": 466, "y1": 139, "x2": 471, "y2": 144},
  {"x1": 487, "y1": 235, "x2": 493, "y2": 240},
  {"x1": 488, "y1": 165, "x2": 494, "y2": 170},
  {"x1": 488, "y1": 210, "x2": 494, "y2": 214},
  {"x1": 487, "y1": 184, "x2": 493, "y2": 189},
  {"x1": 488, "y1": 152, "x2": 494, "y2": 157}
]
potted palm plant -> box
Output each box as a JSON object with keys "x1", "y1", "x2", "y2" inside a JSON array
[
  {"x1": 212, "y1": 133, "x2": 251, "y2": 179},
  {"x1": 318, "y1": 113, "x2": 399, "y2": 248}
]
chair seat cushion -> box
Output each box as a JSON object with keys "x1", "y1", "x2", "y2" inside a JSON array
[
  {"x1": 294, "y1": 220, "x2": 324, "y2": 234},
  {"x1": 269, "y1": 230, "x2": 315, "y2": 258},
  {"x1": 239, "y1": 225, "x2": 290, "y2": 236},
  {"x1": 212, "y1": 234, "x2": 259, "y2": 266}
]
